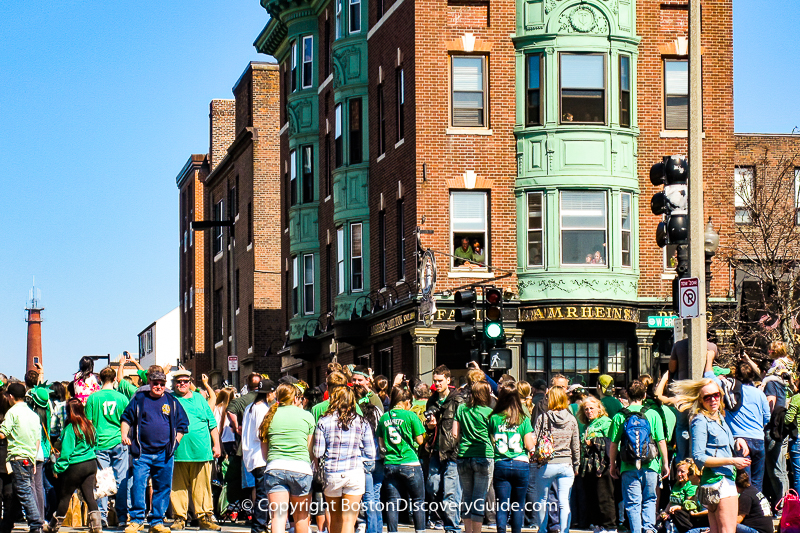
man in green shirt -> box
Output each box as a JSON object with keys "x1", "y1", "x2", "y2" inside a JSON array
[
  {"x1": 170, "y1": 370, "x2": 221, "y2": 531},
  {"x1": 351, "y1": 365, "x2": 384, "y2": 413},
  {"x1": 312, "y1": 371, "x2": 363, "y2": 422},
  {"x1": 0, "y1": 382, "x2": 43, "y2": 532},
  {"x1": 86, "y1": 367, "x2": 130, "y2": 527},
  {"x1": 454, "y1": 237, "x2": 474, "y2": 267}
]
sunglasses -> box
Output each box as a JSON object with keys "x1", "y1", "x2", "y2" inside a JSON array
[
  {"x1": 702, "y1": 392, "x2": 721, "y2": 402},
  {"x1": 151, "y1": 382, "x2": 166, "y2": 388},
  {"x1": 175, "y1": 380, "x2": 191, "y2": 385}
]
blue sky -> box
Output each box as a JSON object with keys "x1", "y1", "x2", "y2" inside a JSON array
[{"x1": 0, "y1": 1, "x2": 798, "y2": 382}]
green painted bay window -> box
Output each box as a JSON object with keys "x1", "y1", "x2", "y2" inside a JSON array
[
  {"x1": 291, "y1": 41, "x2": 298, "y2": 92},
  {"x1": 619, "y1": 55, "x2": 631, "y2": 127},
  {"x1": 621, "y1": 191, "x2": 632, "y2": 267},
  {"x1": 303, "y1": 254, "x2": 315, "y2": 315},
  {"x1": 560, "y1": 190, "x2": 607, "y2": 266},
  {"x1": 302, "y1": 145, "x2": 313, "y2": 203},
  {"x1": 289, "y1": 149, "x2": 297, "y2": 205},
  {"x1": 527, "y1": 192, "x2": 544, "y2": 267},
  {"x1": 526, "y1": 54, "x2": 542, "y2": 126},
  {"x1": 337, "y1": 226, "x2": 345, "y2": 294},
  {"x1": 302, "y1": 36, "x2": 313, "y2": 89},
  {"x1": 349, "y1": 98, "x2": 362, "y2": 164},
  {"x1": 560, "y1": 53, "x2": 605, "y2": 124},
  {"x1": 351, "y1": 222, "x2": 363, "y2": 292}
]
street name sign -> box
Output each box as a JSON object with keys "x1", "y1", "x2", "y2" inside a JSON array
[
  {"x1": 647, "y1": 315, "x2": 678, "y2": 329},
  {"x1": 678, "y1": 277, "x2": 700, "y2": 318}
]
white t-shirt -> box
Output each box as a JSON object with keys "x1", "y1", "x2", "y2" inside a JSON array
[
  {"x1": 214, "y1": 404, "x2": 236, "y2": 443},
  {"x1": 242, "y1": 401, "x2": 270, "y2": 472}
]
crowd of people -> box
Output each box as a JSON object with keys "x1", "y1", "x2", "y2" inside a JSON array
[{"x1": 0, "y1": 342, "x2": 797, "y2": 533}]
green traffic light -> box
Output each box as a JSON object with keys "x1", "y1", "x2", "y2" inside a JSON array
[{"x1": 485, "y1": 322, "x2": 503, "y2": 339}]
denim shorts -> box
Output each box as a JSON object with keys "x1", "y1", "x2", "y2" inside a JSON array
[{"x1": 264, "y1": 469, "x2": 313, "y2": 496}]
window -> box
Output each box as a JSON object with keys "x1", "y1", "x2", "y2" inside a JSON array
[
  {"x1": 351, "y1": 223, "x2": 363, "y2": 291},
  {"x1": 377, "y1": 84, "x2": 385, "y2": 155},
  {"x1": 248, "y1": 304, "x2": 253, "y2": 348},
  {"x1": 379, "y1": 210, "x2": 386, "y2": 287},
  {"x1": 302, "y1": 145, "x2": 314, "y2": 203},
  {"x1": 526, "y1": 340, "x2": 546, "y2": 373},
  {"x1": 213, "y1": 200, "x2": 223, "y2": 255},
  {"x1": 527, "y1": 192, "x2": 544, "y2": 267},
  {"x1": 292, "y1": 256, "x2": 299, "y2": 316},
  {"x1": 335, "y1": 104, "x2": 343, "y2": 167},
  {"x1": 184, "y1": 291, "x2": 187, "y2": 313},
  {"x1": 302, "y1": 36, "x2": 313, "y2": 89},
  {"x1": 325, "y1": 133, "x2": 332, "y2": 197},
  {"x1": 190, "y1": 287, "x2": 194, "y2": 308},
  {"x1": 213, "y1": 288, "x2": 223, "y2": 342},
  {"x1": 304, "y1": 254, "x2": 315, "y2": 315},
  {"x1": 526, "y1": 54, "x2": 542, "y2": 126},
  {"x1": 621, "y1": 192, "x2": 632, "y2": 267},
  {"x1": 230, "y1": 176, "x2": 239, "y2": 217},
  {"x1": 337, "y1": 227, "x2": 345, "y2": 294},
  {"x1": 397, "y1": 200, "x2": 406, "y2": 279},
  {"x1": 451, "y1": 56, "x2": 487, "y2": 127},
  {"x1": 248, "y1": 202, "x2": 253, "y2": 245},
  {"x1": 326, "y1": 244, "x2": 333, "y2": 312},
  {"x1": 234, "y1": 269, "x2": 240, "y2": 311},
  {"x1": 349, "y1": 98, "x2": 362, "y2": 164},
  {"x1": 451, "y1": 191, "x2": 488, "y2": 268},
  {"x1": 619, "y1": 55, "x2": 631, "y2": 128},
  {"x1": 664, "y1": 244, "x2": 679, "y2": 271},
  {"x1": 349, "y1": 0, "x2": 361, "y2": 33},
  {"x1": 560, "y1": 191, "x2": 607, "y2": 266},
  {"x1": 795, "y1": 169, "x2": 800, "y2": 225},
  {"x1": 396, "y1": 68, "x2": 405, "y2": 140},
  {"x1": 290, "y1": 150, "x2": 297, "y2": 206},
  {"x1": 551, "y1": 341, "x2": 600, "y2": 374},
  {"x1": 325, "y1": 19, "x2": 331, "y2": 77},
  {"x1": 607, "y1": 342, "x2": 627, "y2": 373},
  {"x1": 335, "y1": 0, "x2": 342, "y2": 39},
  {"x1": 734, "y1": 166, "x2": 754, "y2": 224},
  {"x1": 664, "y1": 59, "x2": 688, "y2": 130},
  {"x1": 560, "y1": 53, "x2": 605, "y2": 124},
  {"x1": 291, "y1": 41, "x2": 298, "y2": 92}
]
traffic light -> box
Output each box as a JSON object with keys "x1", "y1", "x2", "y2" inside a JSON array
[
  {"x1": 454, "y1": 289, "x2": 477, "y2": 342},
  {"x1": 650, "y1": 155, "x2": 689, "y2": 248},
  {"x1": 483, "y1": 287, "x2": 504, "y2": 344}
]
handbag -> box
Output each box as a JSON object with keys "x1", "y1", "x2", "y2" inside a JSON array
[
  {"x1": 780, "y1": 489, "x2": 800, "y2": 533},
  {"x1": 696, "y1": 481, "x2": 721, "y2": 507},
  {"x1": 313, "y1": 455, "x2": 326, "y2": 488},
  {"x1": 94, "y1": 465, "x2": 118, "y2": 500},
  {"x1": 531, "y1": 415, "x2": 554, "y2": 465}
]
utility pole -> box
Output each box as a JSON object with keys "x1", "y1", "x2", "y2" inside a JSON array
[{"x1": 687, "y1": 0, "x2": 706, "y2": 379}]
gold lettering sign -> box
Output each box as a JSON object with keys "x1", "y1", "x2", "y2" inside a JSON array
[
  {"x1": 370, "y1": 311, "x2": 417, "y2": 336},
  {"x1": 519, "y1": 305, "x2": 639, "y2": 323}
]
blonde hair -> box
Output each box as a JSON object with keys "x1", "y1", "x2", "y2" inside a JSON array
[
  {"x1": 670, "y1": 378, "x2": 724, "y2": 421},
  {"x1": 676, "y1": 458, "x2": 702, "y2": 478},
  {"x1": 517, "y1": 381, "x2": 533, "y2": 413},
  {"x1": 577, "y1": 396, "x2": 608, "y2": 425},
  {"x1": 547, "y1": 386, "x2": 569, "y2": 411},
  {"x1": 258, "y1": 383, "x2": 297, "y2": 443},
  {"x1": 770, "y1": 341, "x2": 788, "y2": 359},
  {"x1": 466, "y1": 369, "x2": 486, "y2": 386}
]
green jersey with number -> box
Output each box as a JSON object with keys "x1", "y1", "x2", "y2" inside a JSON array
[
  {"x1": 454, "y1": 403, "x2": 494, "y2": 458},
  {"x1": 488, "y1": 413, "x2": 533, "y2": 460},
  {"x1": 85, "y1": 388, "x2": 130, "y2": 450},
  {"x1": 377, "y1": 408, "x2": 425, "y2": 464}
]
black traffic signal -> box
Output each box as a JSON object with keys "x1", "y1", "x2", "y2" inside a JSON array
[
  {"x1": 650, "y1": 155, "x2": 689, "y2": 247},
  {"x1": 454, "y1": 289, "x2": 477, "y2": 342},
  {"x1": 483, "y1": 287, "x2": 504, "y2": 344}
]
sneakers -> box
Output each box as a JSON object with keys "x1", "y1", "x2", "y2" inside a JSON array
[
  {"x1": 171, "y1": 520, "x2": 185, "y2": 531},
  {"x1": 356, "y1": 523, "x2": 366, "y2": 533},
  {"x1": 433, "y1": 521, "x2": 444, "y2": 530},
  {"x1": 124, "y1": 523, "x2": 144, "y2": 533},
  {"x1": 198, "y1": 516, "x2": 221, "y2": 531},
  {"x1": 148, "y1": 524, "x2": 171, "y2": 533}
]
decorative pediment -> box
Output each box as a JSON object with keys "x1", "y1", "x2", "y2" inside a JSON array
[
  {"x1": 558, "y1": 4, "x2": 610, "y2": 34},
  {"x1": 446, "y1": 170, "x2": 494, "y2": 189},
  {"x1": 286, "y1": 98, "x2": 313, "y2": 135},
  {"x1": 331, "y1": 46, "x2": 362, "y2": 88}
]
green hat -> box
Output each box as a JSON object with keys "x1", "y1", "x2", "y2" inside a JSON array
[
  {"x1": 29, "y1": 386, "x2": 50, "y2": 408},
  {"x1": 137, "y1": 369, "x2": 148, "y2": 384},
  {"x1": 712, "y1": 366, "x2": 731, "y2": 376},
  {"x1": 598, "y1": 374, "x2": 615, "y2": 395}
]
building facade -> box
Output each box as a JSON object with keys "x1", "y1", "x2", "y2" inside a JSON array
[{"x1": 138, "y1": 306, "x2": 180, "y2": 371}]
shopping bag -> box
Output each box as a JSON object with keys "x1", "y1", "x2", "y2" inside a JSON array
[
  {"x1": 780, "y1": 489, "x2": 800, "y2": 533},
  {"x1": 94, "y1": 466, "x2": 118, "y2": 499}
]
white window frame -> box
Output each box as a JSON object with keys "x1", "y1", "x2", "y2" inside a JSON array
[
  {"x1": 734, "y1": 166, "x2": 754, "y2": 224},
  {"x1": 291, "y1": 40, "x2": 298, "y2": 93},
  {"x1": 450, "y1": 191, "x2": 489, "y2": 270},
  {"x1": 664, "y1": 59, "x2": 688, "y2": 130},
  {"x1": 302, "y1": 36, "x2": 313, "y2": 89},
  {"x1": 337, "y1": 227, "x2": 345, "y2": 294},
  {"x1": 664, "y1": 244, "x2": 678, "y2": 272},
  {"x1": 292, "y1": 256, "x2": 299, "y2": 316},
  {"x1": 189, "y1": 286, "x2": 194, "y2": 308},
  {"x1": 607, "y1": 341, "x2": 627, "y2": 373},
  {"x1": 334, "y1": 104, "x2": 343, "y2": 168},
  {"x1": 451, "y1": 55, "x2": 488, "y2": 128},
  {"x1": 303, "y1": 254, "x2": 315, "y2": 315},
  {"x1": 527, "y1": 191, "x2": 544, "y2": 268},
  {"x1": 290, "y1": 149, "x2": 297, "y2": 206},
  {"x1": 559, "y1": 53, "x2": 606, "y2": 124},
  {"x1": 350, "y1": 222, "x2": 363, "y2": 292},
  {"x1": 213, "y1": 199, "x2": 224, "y2": 255},
  {"x1": 349, "y1": 0, "x2": 361, "y2": 34},
  {"x1": 621, "y1": 192, "x2": 632, "y2": 268},
  {"x1": 335, "y1": 0, "x2": 343, "y2": 39},
  {"x1": 550, "y1": 341, "x2": 601, "y2": 374},
  {"x1": 559, "y1": 190, "x2": 608, "y2": 267}
]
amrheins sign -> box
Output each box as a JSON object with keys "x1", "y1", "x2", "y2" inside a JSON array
[
  {"x1": 518, "y1": 305, "x2": 638, "y2": 323},
  {"x1": 370, "y1": 311, "x2": 417, "y2": 336}
]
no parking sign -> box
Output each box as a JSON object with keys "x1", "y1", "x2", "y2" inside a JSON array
[{"x1": 679, "y1": 277, "x2": 700, "y2": 318}]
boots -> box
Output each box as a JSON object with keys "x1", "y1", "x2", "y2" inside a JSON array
[
  {"x1": 43, "y1": 516, "x2": 65, "y2": 533},
  {"x1": 88, "y1": 511, "x2": 104, "y2": 533}
]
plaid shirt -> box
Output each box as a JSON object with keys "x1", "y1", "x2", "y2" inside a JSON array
[{"x1": 314, "y1": 413, "x2": 376, "y2": 473}]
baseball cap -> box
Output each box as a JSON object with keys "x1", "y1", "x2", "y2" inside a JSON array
[
  {"x1": 255, "y1": 379, "x2": 277, "y2": 395},
  {"x1": 598, "y1": 374, "x2": 615, "y2": 395},
  {"x1": 147, "y1": 370, "x2": 167, "y2": 383},
  {"x1": 712, "y1": 366, "x2": 731, "y2": 376},
  {"x1": 173, "y1": 370, "x2": 192, "y2": 379},
  {"x1": 566, "y1": 384, "x2": 586, "y2": 394}
]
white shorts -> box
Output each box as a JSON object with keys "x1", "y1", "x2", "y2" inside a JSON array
[
  {"x1": 703, "y1": 477, "x2": 738, "y2": 499},
  {"x1": 324, "y1": 469, "x2": 366, "y2": 497}
]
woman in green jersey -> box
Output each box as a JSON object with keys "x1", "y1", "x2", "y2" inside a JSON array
[
  {"x1": 377, "y1": 387, "x2": 426, "y2": 533},
  {"x1": 488, "y1": 381, "x2": 534, "y2": 533},
  {"x1": 577, "y1": 396, "x2": 615, "y2": 533}
]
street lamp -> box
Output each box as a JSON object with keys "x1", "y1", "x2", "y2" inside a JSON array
[{"x1": 704, "y1": 218, "x2": 720, "y2": 299}]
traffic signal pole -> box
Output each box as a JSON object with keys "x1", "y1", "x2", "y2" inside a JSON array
[{"x1": 687, "y1": 0, "x2": 706, "y2": 380}]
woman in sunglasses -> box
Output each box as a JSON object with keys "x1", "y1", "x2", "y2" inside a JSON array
[{"x1": 672, "y1": 378, "x2": 751, "y2": 533}]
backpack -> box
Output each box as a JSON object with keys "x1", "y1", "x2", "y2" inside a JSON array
[
  {"x1": 719, "y1": 376, "x2": 743, "y2": 412},
  {"x1": 619, "y1": 407, "x2": 658, "y2": 465},
  {"x1": 767, "y1": 404, "x2": 797, "y2": 441},
  {"x1": 531, "y1": 415, "x2": 555, "y2": 465}
]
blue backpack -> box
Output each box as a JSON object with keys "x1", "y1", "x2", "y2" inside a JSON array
[{"x1": 619, "y1": 407, "x2": 658, "y2": 465}]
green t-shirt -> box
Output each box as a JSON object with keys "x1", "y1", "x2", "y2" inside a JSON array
[
  {"x1": 267, "y1": 405, "x2": 315, "y2": 463},
  {"x1": 0, "y1": 402, "x2": 41, "y2": 461},
  {"x1": 454, "y1": 246, "x2": 473, "y2": 265},
  {"x1": 569, "y1": 403, "x2": 586, "y2": 440},
  {"x1": 584, "y1": 415, "x2": 612, "y2": 442},
  {"x1": 601, "y1": 396, "x2": 623, "y2": 418},
  {"x1": 85, "y1": 388, "x2": 130, "y2": 450},
  {"x1": 609, "y1": 404, "x2": 665, "y2": 474},
  {"x1": 670, "y1": 480, "x2": 698, "y2": 505},
  {"x1": 116, "y1": 378, "x2": 138, "y2": 400},
  {"x1": 172, "y1": 392, "x2": 217, "y2": 463},
  {"x1": 377, "y1": 409, "x2": 425, "y2": 464},
  {"x1": 488, "y1": 413, "x2": 532, "y2": 460},
  {"x1": 312, "y1": 399, "x2": 363, "y2": 423},
  {"x1": 55, "y1": 424, "x2": 96, "y2": 474},
  {"x1": 454, "y1": 404, "x2": 493, "y2": 458},
  {"x1": 358, "y1": 391, "x2": 385, "y2": 413}
]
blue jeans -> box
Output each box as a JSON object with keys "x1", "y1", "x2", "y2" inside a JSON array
[
  {"x1": 129, "y1": 449, "x2": 174, "y2": 526},
  {"x1": 765, "y1": 433, "x2": 788, "y2": 505},
  {"x1": 11, "y1": 460, "x2": 43, "y2": 529},
  {"x1": 533, "y1": 463, "x2": 574, "y2": 533},
  {"x1": 95, "y1": 443, "x2": 130, "y2": 523},
  {"x1": 525, "y1": 463, "x2": 559, "y2": 530},
  {"x1": 740, "y1": 438, "x2": 765, "y2": 492},
  {"x1": 264, "y1": 469, "x2": 312, "y2": 496},
  {"x1": 789, "y1": 437, "x2": 800, "y2": 493},
  {"x1": 250, "y1": 467, "x2": 268, "y2": 533},
  {"x1": 493, "y1": 459, "x2": 529, "y2": 533},
  {"x1": 363, "y1": 461, "x2": 384, "y2": 533},
  {"x1": 427, "y1": 456, "x2": 462, "y2": 533},
  {"x1": 384, "y1": 464, "x2": 425, "y2": 533},
  {"x1": 735, "y1": 525, "x2": 761, "y2": 533},
  {"x1": 621, "y1": 469, "x2": 658, "y2": 533},
  {"x1": 457, "y1": 457, "x2": 494, "y2": 522}
]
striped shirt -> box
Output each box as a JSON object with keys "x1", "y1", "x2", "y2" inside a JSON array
[{"x1": 313, "y1": 412, "x2": 376, "y2": 473}]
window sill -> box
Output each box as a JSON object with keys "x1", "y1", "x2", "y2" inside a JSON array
[
  {"x1": 247, "y1": 346, "x2": 254, "y2": 355},
  {"x1": 660, "y1": 130, "x2": 706, "y2": 139},
  {"x1": 448, "y1": 270, "x2": 495, "y2": 279},
  {"x1": 662, "y1": 272, "x2": 677, "y2": 280},
  {"x1": 395, "y1": 138, "x2": 405, "y2": 149},
  {"x1": 235, "y1": 214, "x2": 240, "y2": 223},
  {"x1": 377, "y1": 153, "x2": 386, "y2": 163},
  {"x1": 228, "y1": 336, "x2": 232, "y2": 342},
  {"x1": 284, "y1": 227, "x2": 289, "y2": 234},
  {"x1": 214, "y1": 252, "x2": 223, "y2": 263},
  {"x1": 247, "y1": 243, "x2": 253, "y2": 251},
  {"x1": 235, "y1": 308, "x2": 240, "y2": 316},
  {"x1": 318, "y1": 74, "x2": 333, "y2": 94},
  {"x1": 280, "y1": 122, "x2": 289, "y2": 136},
  {"x1": 214, "y1": 340, "x2": 224, "y2": 349},
  {"x1": 446, "y1": 128, "x2": 493, "y2": 136},
  {"x1": 325, "y1": 195, "x2": 331, "y2": 202}
]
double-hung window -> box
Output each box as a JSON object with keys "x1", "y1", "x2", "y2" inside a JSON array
[
  {"x1": 213, "y1": 200, "x2": 224, "y2": 255},
  {"x1": 560, "y1": 53, "x2": 605, "y2": 124},
  {"x1": 351, "y1": 223, "x2": 363, "y2": 291},
  {"x1": 289, "y1": 150, "x2": 297, "y2": 206},
  {"x1": 451, "y1": 191, "x2": 488, "y2": 269},
  {"x1": 619, "y1": 55, "x2": 631, "y2": 127},
  {"x1": 527, "y1": 192, "x2": 544, "y2": 267},
  {"x1": 349, "y1": 98, "x2": 362, "y2": 164},
  {"x1": 335, "y1": 0, "x2": 342, "y2": 39},
  {"x1": 378, "y1": 211, "x2": 386, "y2": 287},
  {"x1": 397, "y1": 200, "x2": 406, "y2": 279},
  {"x1": 377, "y1": 84, "x2": 386, "y2": 155},
  {"x1": 349, "y1": 0, "x2": 361, "y2": 33},
  {"x1": 336, "y1": 227, "x2": 345, "y2": 294},
  {"x1": 734, "y1": 166, "x2": 754, "y2": 224},
  {"x1": 292, "y1": 256, "x2": 299, "y2": 316},
  {"x1": 303, "y1": 254, "x2": 315, "y2": 315},
  {"x1": 560, "y1": 191, "x2": 607, "y2": 265},
  {"x1": 334, "y1": 104, "x2": 343, "y2": 167},
  {"x1": 607, "y1": 342, "x2": 627, "y2": 373},
  {"x1": 396, "y1": 68, "x2": 405, "y2": 140},
  {"x1": 526, "y1": 54, "x2": 542, "y2": 126},
  {"x1": 291, "y1": 41, "x2": 298, "y2": 93},
  {"x1": 621, "y1": 192, "x2": 632, "y2": 267},
  {"x1": 302, "y1": 36, "x2": 313, "y2": 89},
  {"x1": 451, "y1": 56, "x2": 487, "y2": 128},
  {"x1": 664, "y1": 59, "x2": 688, "y2": 130},
  {"x1": 302, "y1": 145, "x2": 314, "y2": 203}
]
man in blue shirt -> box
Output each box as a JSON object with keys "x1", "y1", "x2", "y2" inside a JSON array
[{"x1": 121, "y1": 368, "x2": 189, "y2": 533}]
